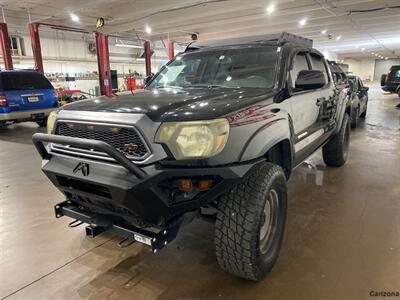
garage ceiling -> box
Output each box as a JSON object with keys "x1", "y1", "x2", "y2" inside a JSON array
[{"x1": 2, "y1": 0, "x2": 400, "y2": 59}]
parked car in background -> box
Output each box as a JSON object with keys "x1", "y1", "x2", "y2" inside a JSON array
[
  {"x1": 381, "y1": 65, "x2": 400, "y2": 97},
  {"x1": 347, "y1": 75, "x2": 368, "y2": 128},
  {"x1": 0, "y1": 70, "x2": 58, "y2": 127},
  {"x1": 327, "y1": 60, "x2": 348, "y2": 87}
]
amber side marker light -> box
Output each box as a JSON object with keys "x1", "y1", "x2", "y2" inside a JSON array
[
  {"x1": 198, "y1": 179, "x2": 213, "y2": 191},
  {"x1": 178, "y1": 179, "x2": 193, "y2": 192}
]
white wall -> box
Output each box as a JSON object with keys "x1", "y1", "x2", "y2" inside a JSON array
[
  {"x1": 1, "y1": 32, "x2": 169, "y2": 93},
  {"x1": 342, "y1": 58, "x2": 376, "y2": 82}
]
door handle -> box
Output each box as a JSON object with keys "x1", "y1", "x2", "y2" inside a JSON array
[{"x1": 316, "y1": 97, "x2": 325, "y2": 106}]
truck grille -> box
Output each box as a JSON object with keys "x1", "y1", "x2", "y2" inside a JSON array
[{"x1": 52, "y1": 122, "x2": 150, "y2": 161}]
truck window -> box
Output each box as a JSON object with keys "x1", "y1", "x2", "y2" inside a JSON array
[
  {"x1": 0, "y1": 72, "x2": 53, "y2": 91},
  {"x1": 291, "y1": 53, "x2": 309, "y2": 87},
  {"x1": 148, "y1": 46, "x2": 279, "y2": 89},
  {"x1": 310, "y1": 53, "x2": 329, "y2": 83}
]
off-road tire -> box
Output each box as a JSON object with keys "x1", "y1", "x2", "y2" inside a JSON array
[
  {"x1": 359, "y1": 107, "x2": 367, "y2": 118},
  {"x1": 215, "y1": 162, "x2": 287, "y2": 281},
  {"x1": 36, "y1": 117, "x2": 48, "y2": 127},
  {"x1": 323, "y1": 114, "x2": 350, "y2": 167},
  {"x1": 350, "y1": 107, "x2": 359, "y2": 128}
]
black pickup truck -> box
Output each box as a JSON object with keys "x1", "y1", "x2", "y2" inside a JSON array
[
  {"x1": 381, "y1": 65, "x2": 400, "y2": 96},
  {"x1": 33, "y1": 32, "x2": 350, "y2": 281}
]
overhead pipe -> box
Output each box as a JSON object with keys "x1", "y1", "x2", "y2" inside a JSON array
[{"x1": 0, "y1": 23, "x2": 13, "y2": 70}]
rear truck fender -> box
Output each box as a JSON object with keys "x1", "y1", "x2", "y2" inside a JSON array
[
  {"x1": 238, "y1": 112, "x2": 294, "y2": 179},
  {"x1": 335, "y1": 87, "x2": 352, "y2": 134}
]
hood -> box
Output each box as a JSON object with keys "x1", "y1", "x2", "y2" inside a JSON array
[{"x1": 61, "y1": 88, "x2": 276, "y2": 122}]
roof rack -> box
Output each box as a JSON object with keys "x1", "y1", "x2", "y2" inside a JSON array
[{"x1": 186, "y1": 32, "x2": 313, "y2": 51}]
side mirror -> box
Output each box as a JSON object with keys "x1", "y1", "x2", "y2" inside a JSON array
[
  {"x1": 295, "y1": 70, "x2": 326, "y2": 91},
  {"x1": 362, "y1": 86, "x2": 369, "y2": 92},
  {"x1": 144, "y1": 75, "x2": 153, "y2": 86}
]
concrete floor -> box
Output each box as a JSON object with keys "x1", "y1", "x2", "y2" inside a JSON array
[{"x1": 0, "y1": 85, "x2": 399, "y2": 300}]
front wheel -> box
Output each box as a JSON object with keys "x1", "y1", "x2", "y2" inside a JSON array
[
  {"x1": 214, "y1": 162, "x2": 287, "y2": 281},
  {"x1": 323, "y1": 114, "x2": 350, "y2": 167}
]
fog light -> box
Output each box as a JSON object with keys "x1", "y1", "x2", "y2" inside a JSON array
[
  {"x1": 198, "y1": 180, "x2": 213, "y2": 191},
  {"x1": 178, "y1": 179, "x2": 193, "y2": 192}
]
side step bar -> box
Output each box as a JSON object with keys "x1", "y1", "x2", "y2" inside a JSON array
[{"x1": 55, "y1": 200, "x2": 180, "y2": 253}]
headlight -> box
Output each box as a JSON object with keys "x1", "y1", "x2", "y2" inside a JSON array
[
  {"x1": 155, "y1": 119, "x2": 230, "y2": 160},
  {"x1": 47, "y1": 110, "x2": 58, "y2": 134}
]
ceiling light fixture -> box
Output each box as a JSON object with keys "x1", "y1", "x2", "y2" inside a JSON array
[
  {"x1": 70, "y1": 13, "x2": 79, "y2": 22},
  {"x1": 266, "y1": 4, "x2": 275, "y2": 15},
  {"x1": 299, "y1": 18, "x2": 307, "y2": 26},
  {"x1": 145, "y1": 25, "x2": 152, "y2": 34},
  {"x1": 336, "y1": 36, "x2": 342, "y2": 40},
  {"x1": 321, "y1": 30, "x2": 327, "y2": 34},
  {"x1": 361, "y1": 48, "x2": 365, "y2": 51}
]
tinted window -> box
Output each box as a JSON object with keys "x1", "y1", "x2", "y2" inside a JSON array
[
  {"x1": 310, "y1": 54, "x2": 328, "y2": 83},
  {"x1": 148, "y1": 46, "x2": 278, "y2": 89},
  {"x1": 291, "y1": 53, "x2": 309, "y2": 86},
  {"x1": 388, "y1": 70, "x2": 400, "y2": 79},
  {"x1": 0, "y1": 72, "x2": 53, "y2": 91}
]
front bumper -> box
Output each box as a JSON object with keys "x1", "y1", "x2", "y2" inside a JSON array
[
  {"x1": 382, "y1": 84, "x2": 400, "y2": 93},
  {"x1": 33, "y1": 133, "x2": 259, "y2": 226},
  {"x1": 0, "y1": 108, "x2": 56, "y2": 122}
]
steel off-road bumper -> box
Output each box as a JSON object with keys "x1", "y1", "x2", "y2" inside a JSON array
[{"x1": 32, "y1": 133, "x2": 259, "y2": 249}]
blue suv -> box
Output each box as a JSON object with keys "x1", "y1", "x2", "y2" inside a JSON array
[{"x1": 0, "y1": 70, "x2": 58, "y2": 127}]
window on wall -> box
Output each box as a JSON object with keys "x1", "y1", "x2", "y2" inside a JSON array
[{"x1": 9, "y1": 36, "x2": 26, "y2": 56}]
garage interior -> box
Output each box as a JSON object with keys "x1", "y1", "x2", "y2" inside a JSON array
[{"x1": 0, "y1": 0, "x2": 399, "y2": 299}]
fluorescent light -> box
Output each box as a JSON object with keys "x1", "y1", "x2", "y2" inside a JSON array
[
  {"x1": 336, "y1": 35, "x2": 342, "y2": 40},
  {"x1": 299, "y1": 18, "x2": 307, "y2": 26},
  {"x1": 321, "y1": 30, "x2": 327, "y2": 34},
  {"x1": 361, "y1": 48, "x2": 365, "y2": 51},
  {"x1": 115, "y1": 43, "x2": 142, "y2": 49},
  {"x1": 145, "y1": 25, "x2": 152, "y2": 34},
  {"x1": 70, "y1": 14, "x2": 79, "y2": 22},
  {"x1": 266, "y1": 4, "x2": 275, "y2": 15}
]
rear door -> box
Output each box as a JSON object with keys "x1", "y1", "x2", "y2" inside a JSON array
[
  {"x1": 0, "y1": 72, "x2": 57, "y2": 112},
  {"x1": 309, "y1": 53, "x2": 336, "y2": 136}
]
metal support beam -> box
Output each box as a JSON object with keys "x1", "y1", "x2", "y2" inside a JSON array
[
  {"x1": 94, "y1": 32, "x2": 112, "y2": 96},
  {"x1": 29, "y1": 23, "x2": 44, "y2": 73},
  {"x1": 0, "y1": 23, "x2": 13, "y2": 70},
  {"x1": 168, "y1": 40, "x2": 174, "y2": 60},
  {"x1": 144, "y1": 41, "x2": 152, "y2": 76}
]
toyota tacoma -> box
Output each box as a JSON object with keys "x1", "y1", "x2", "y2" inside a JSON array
[{"x1": 32, "y1": 32, "x2": 351, "y2": 281}]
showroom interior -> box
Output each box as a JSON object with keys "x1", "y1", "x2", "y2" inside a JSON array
[{"x1": 0, "y1": 0, "x2": 399, "y2": 299}]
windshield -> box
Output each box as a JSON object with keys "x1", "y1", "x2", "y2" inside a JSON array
[
  {"x1": 0, "y1": 72, "x2": 54, "y2": 91},
  {"x1": 388, "y1": 69, "x2": 400, "y2": 79},
  {"x1": 148, "y1": 46, "x2": 278, "y2": 89}
]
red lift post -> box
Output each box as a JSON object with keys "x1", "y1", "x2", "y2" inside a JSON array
[
  {"x1": 28, "y1": 22, "x2": 113, "y2": 96},
  {"x1": 29, "y1": 23, "x2": 44, "y2": 73},
  {"x1": 168, "y1": 40, "x2": 174, "y2": 60},
  {"x1": 144, "y1": 40, "x2": 152, "y2": 76},
  {"x1": 94, "y1": 32, "x2": 112, "y2": 96},
  {"x1": 0, "y1": 23, "x2": 13, "y2": 70}
]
